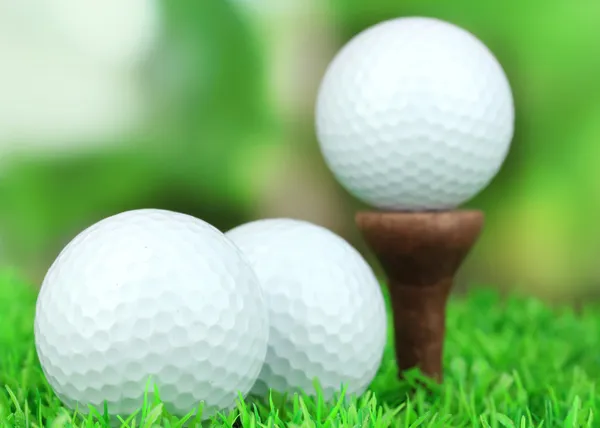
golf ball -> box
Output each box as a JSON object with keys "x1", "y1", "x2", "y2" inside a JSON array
[
  {"x1": 34, "y1": 209, "x2": 269, "y2": 418},
  {"x1": 315, "y1": 17, "x2": 514, "y2": 210},
  {"x1": 226, "y1": 218, "x2": 387, "y2": 400}
]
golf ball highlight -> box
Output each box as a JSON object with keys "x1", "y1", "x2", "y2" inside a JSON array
[{"x1": 315, "y1": 16, "x2": 515, "y2": 210}]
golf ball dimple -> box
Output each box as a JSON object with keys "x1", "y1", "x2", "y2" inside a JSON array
[
  {"x1": 34, "y1": 209, "x2": 269, "y2": 418},
  {"x1": 315, "y1": 16, "x2": 515, "y2": 210},
  {"x1": 226, "y1": 218, "x2": 387, "y2": 400}
]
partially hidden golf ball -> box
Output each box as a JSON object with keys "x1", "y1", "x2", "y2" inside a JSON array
[
  {"x1": 34, "y1": 209, "x2": 269, "y2": 418},
  {"x1": 315, "y1": 16, "x2": 515, "y2": 210},
  {"x1": 226, "y1": 218, "x2": 387, "y2": 400}
]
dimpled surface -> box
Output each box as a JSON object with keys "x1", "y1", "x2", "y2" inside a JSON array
[
  {"x1": 226, "y1": 219, "x2": 387, "y2": 400},
  {"x1": 315, "y1": 17, "x2": 514, "y2": 210},
  {"x1": 34, "y1": 209, "x2": 268, "y2": 418}
]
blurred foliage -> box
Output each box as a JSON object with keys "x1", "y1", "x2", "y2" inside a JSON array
[
  {"x1": 0, "y1": 0, "x2": 279, "y2": 274},
  {"x1": 144, "y1": 0, "x2": 278, "y2": 196},
  {"x1": 1, "y1": 0, "x2": 600, "y2": 299}
]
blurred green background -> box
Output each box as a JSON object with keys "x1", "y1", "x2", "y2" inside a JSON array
[{"x1": 0, "y1": 0, "x2": 599, "y2": 302}]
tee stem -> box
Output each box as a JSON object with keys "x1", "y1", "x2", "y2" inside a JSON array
[{"x1": 355, "y1": 210, "x2": 483, "y2": 381}]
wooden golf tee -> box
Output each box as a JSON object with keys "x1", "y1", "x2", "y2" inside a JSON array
[{"x1": 355, "y1": 210, "x2": 484, "y2": 382}]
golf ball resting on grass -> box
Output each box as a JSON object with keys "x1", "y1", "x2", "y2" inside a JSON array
[
  {"x1": 34, "y1": 209, "x2": 269, "y2": 419},
  {"x1": 315, "y1": 17, "x2": 514, "y2": 210},
  {"x1": 226, "y1": 218, "x2": 387, "y2": 400}
]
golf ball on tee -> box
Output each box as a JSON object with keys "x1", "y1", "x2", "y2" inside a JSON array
[
  {"x1": 34, "y1": 209, "x2": 269, "y2": 418},
  {"x1": 226, "y1": 218, "x2": 387, "y2": 400},
  {"x1": 315, "y1": 17, "x2": 515, "y2": 210}
]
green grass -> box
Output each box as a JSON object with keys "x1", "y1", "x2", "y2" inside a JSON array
[{"x1": 1, "y1": 270, "x2": 599, "y2": 427}]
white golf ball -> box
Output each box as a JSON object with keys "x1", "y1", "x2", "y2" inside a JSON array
[
  {"x1": 226, "y1": 218, "x2": 387, "y2": 400},
  {"x1": 34, "y1": 209, "x2": 269, "y2": 418},
  {"x1": 315, "y1": 17, "x2": 515, "y2": 210}
]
